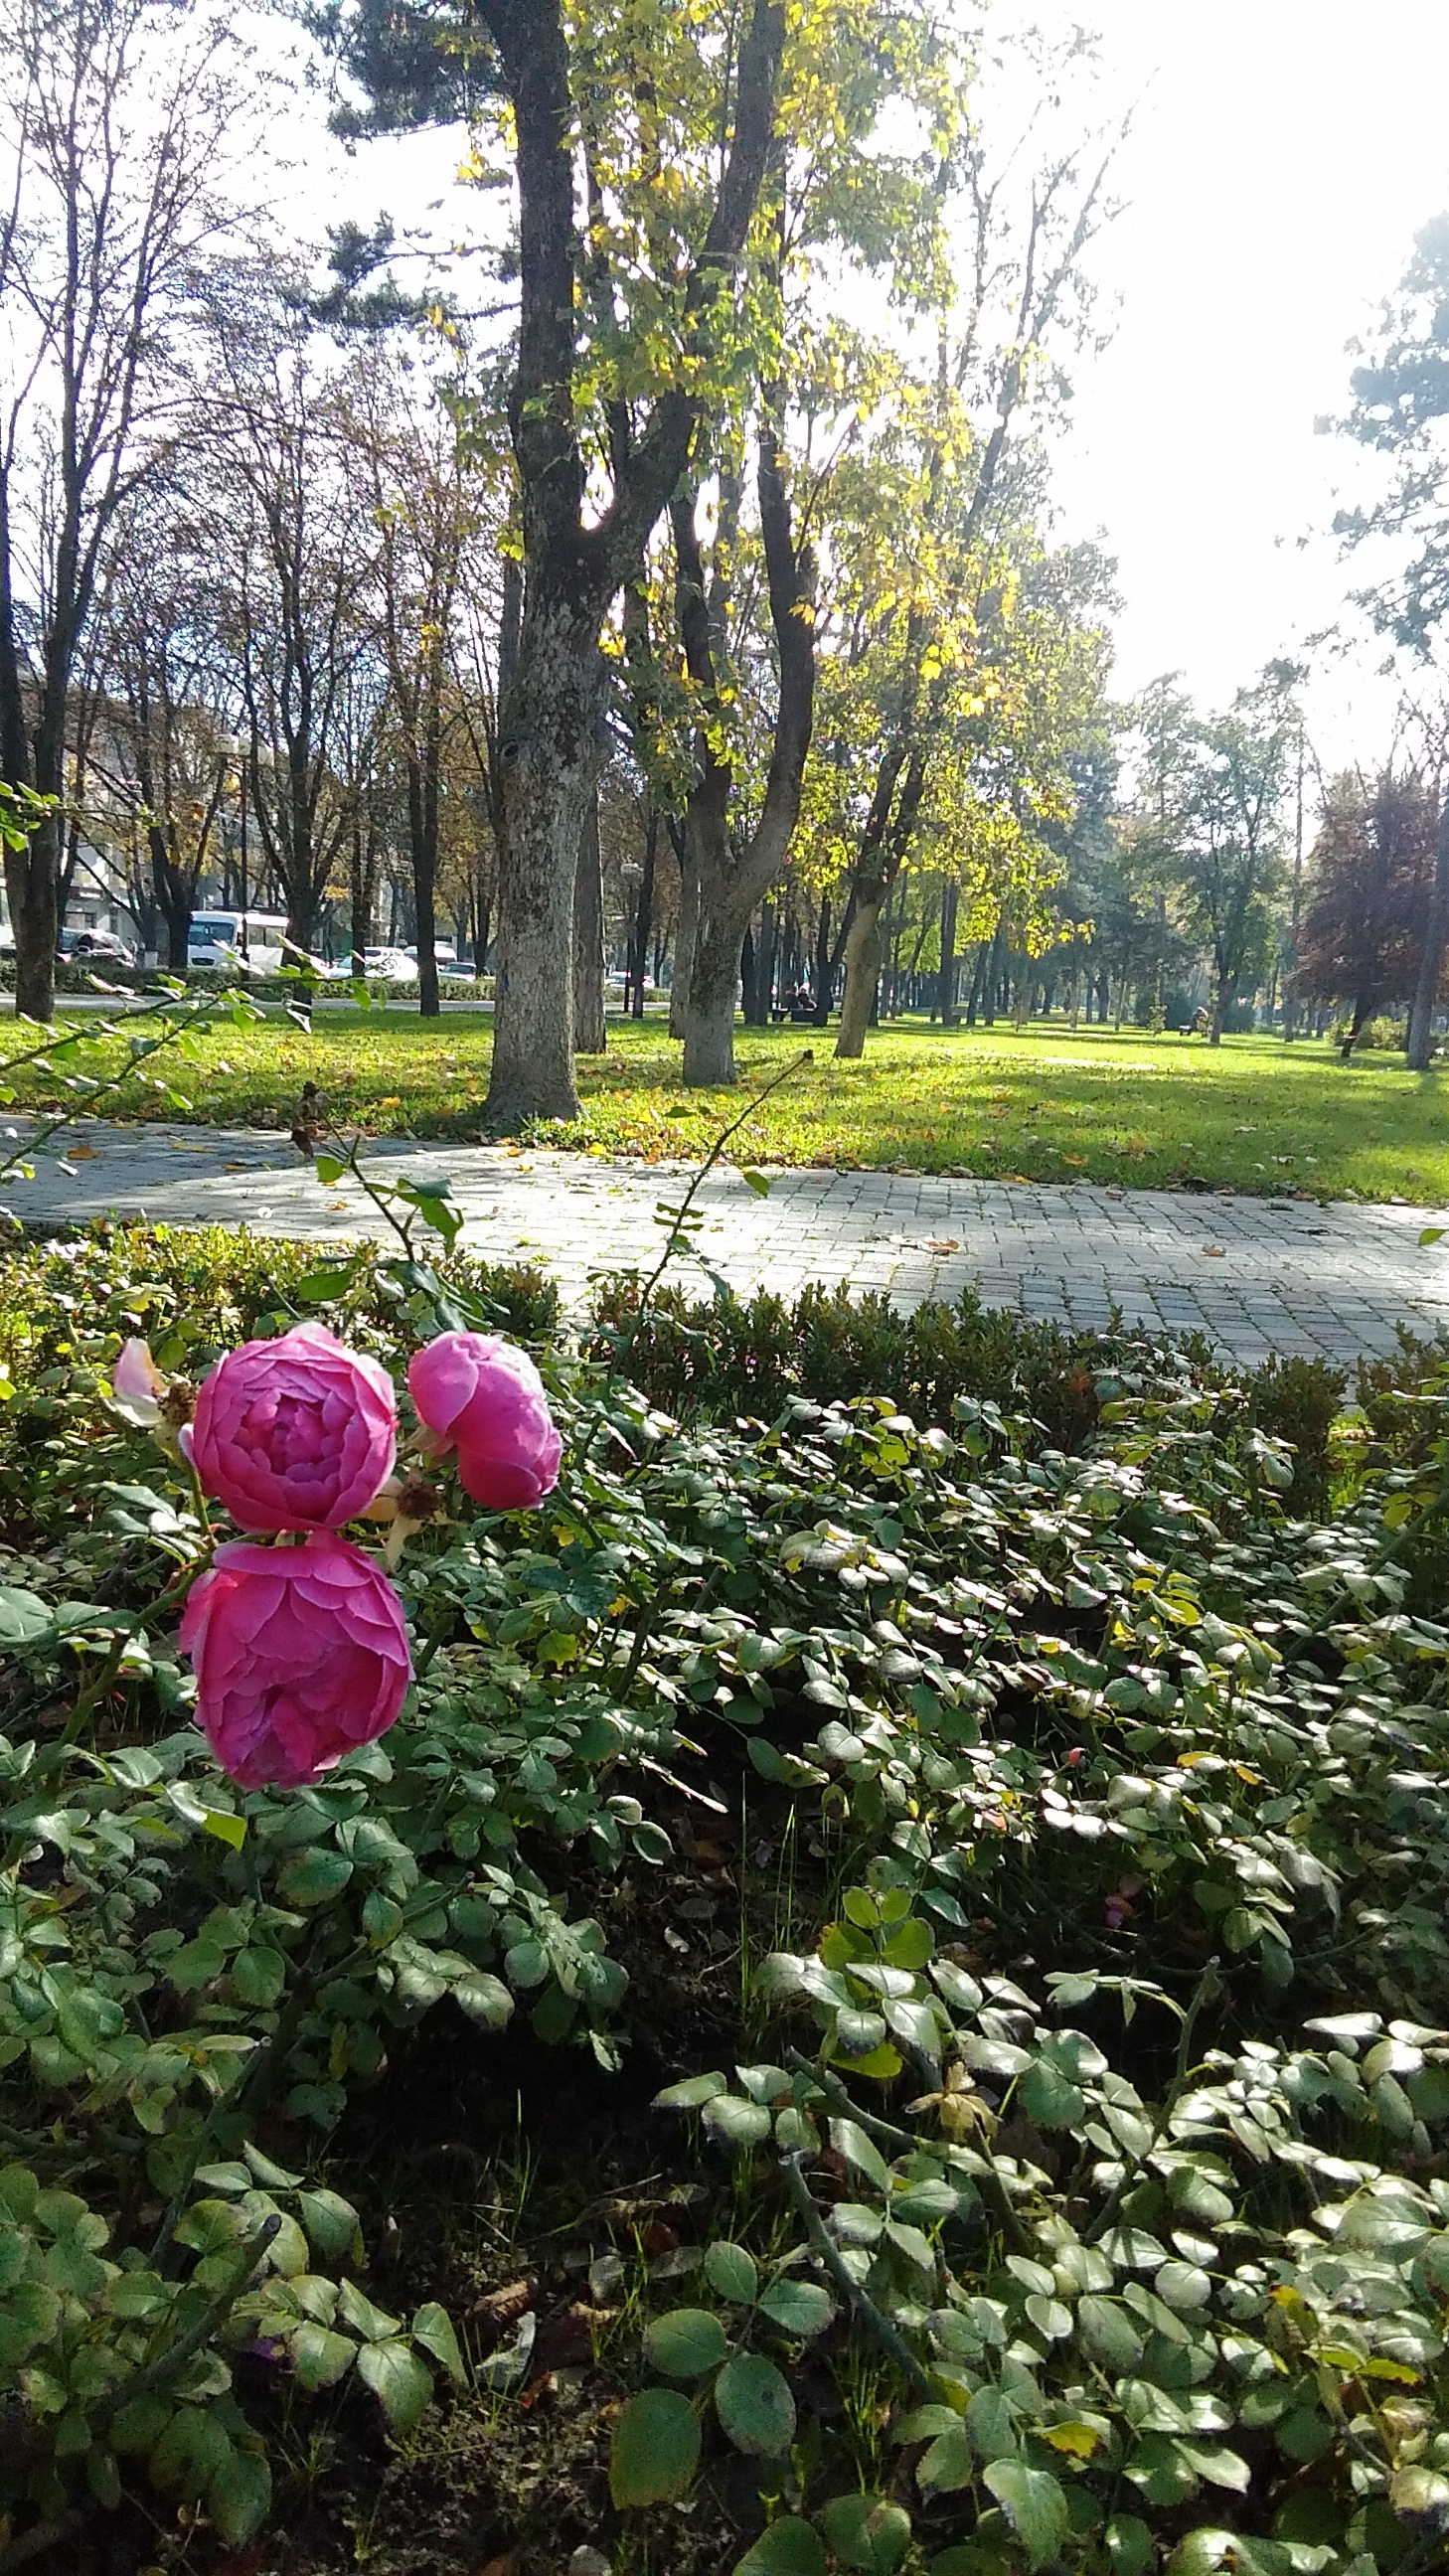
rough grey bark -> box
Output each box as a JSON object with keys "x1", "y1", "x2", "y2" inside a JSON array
[
  {"x1": 682, "y1": 909, "x2": 744, "y2": 1084},
  {"x1": 835, "y1": 896, "x2": 885, "y2": 1057},
  {"x1": 488, "y1": 593, "x2": 601, "y2": 1122},
  {"x1": 572, "y1": 792, "x2": 606, "y2": 1052}
]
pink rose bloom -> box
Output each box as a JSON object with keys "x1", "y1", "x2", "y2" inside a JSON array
[
  {"x1": 191, "y1": 1323, "x2": 397, "y2": 1531},
  {"x1": 407, "y1": 1331, "x2": 562, "y2": 1511},
  {"x1": 180, "y1": 1534, "x2": 411, "y2": 1788}
]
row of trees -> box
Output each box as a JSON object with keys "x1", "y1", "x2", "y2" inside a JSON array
[
  {"x1": 0, "y1": 0, "x2": 1129, "y2": 1107},
  {"x1": 15, "y1": 0, "x2": 1449, "y2": 1105}
]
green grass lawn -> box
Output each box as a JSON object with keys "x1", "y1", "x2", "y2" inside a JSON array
[{"x1": 9, "y1": 1006, "x2": 1449, "y2": 1202}]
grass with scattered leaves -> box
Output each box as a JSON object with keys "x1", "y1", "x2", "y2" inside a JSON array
[{"x1": 6, "y1": 1008, "x2": 1448, "y2": 1203}]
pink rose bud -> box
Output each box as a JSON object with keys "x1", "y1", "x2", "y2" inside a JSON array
[
  {"x1": 190, "y1": 1322, "x2": 397, "y2": 1531},
  {"x1": 180, "y1": 1533, "x2": 411, "y2": 1788},
  {"x1": 407, "y1": 1331, "x2": 562, "y2": 1511},
  {"x1": 110, "y1": 1336, "x2": 167, "y2": 1426}
]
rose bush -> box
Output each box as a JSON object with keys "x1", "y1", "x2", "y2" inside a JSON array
[
  {"x1": 189, "y1": 1320, "x2": 398, "y2": 1530},
  {"x1": 179, "y1": 1531, "x2": 412, "y2": 1787},
  {"x1": 408, "y1": 1330, "x2": 563, "y2": 1509}
]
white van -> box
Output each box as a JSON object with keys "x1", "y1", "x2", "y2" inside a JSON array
[{"x1": 188, "y1": 911, "x2": 292, "y2": 974}]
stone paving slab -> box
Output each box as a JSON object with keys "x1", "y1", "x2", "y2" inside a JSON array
[{"x1": 3, "y1": 1116, "x2": 1448, "y2": 1367}]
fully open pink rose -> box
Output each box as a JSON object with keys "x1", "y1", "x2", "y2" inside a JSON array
[
  {"x1": 180, "y1": 1534, "x2": 411, "y2": 1787},
  {"x1": 407, "y1": 1331, "x2": 562, "y2": 1511},
  {"x1": 191, "y1": 1322, "x2": 397, "y2": 1531}
]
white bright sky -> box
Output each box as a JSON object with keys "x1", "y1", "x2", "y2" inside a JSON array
[
  {"x1": 997, "y1": 0, "x2": 1449, "y2": 759},
  {"x1": 296, "y1": 0, "x2": 1449, "y2": 769}
]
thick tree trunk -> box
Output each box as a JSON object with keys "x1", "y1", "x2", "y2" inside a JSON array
[
  {"x1": 835, "y1": 894, "x2": 885, "y2": 1058},
  {"x1": 158, "y1": 876, "x2": 191, "y2": 973},
  {"x1": 572, "y1": 792, "x2": 606, "y2": 1052},
  {"x1": 682, "y1": 907, "x2": 742, "y2": 1084},
  {"x1": 5, "y1": 812, "x2": 59, "y2": 1021},
  {"x1": 1406, "y1": 790, "x2": 1449, "y2": 1069},
  {"x1": 484, "y1": 595, "x2": 600, "y2": 1125}
]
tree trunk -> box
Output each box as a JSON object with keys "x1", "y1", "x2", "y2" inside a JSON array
[
  {"x1": 758, "y1": 899, "x2": 777, "y2": 1021},
  {"x1": 484, "y1": 595, "x2": 600, "y2": 1125},
  {"x1": 5, "y1": 812, "x2": 59, "y2": 1022},
  {"x1": 154, "y1": 839, "x2": 192, "y2": 972},
  {"x1": 811, "y1": 897, "x2": 832, "y2": 1027},
  {"x1": 682, "y1": 906, "x2": 742, "y2": 1084},
  {"x1": 349, "y1": 811, "x2": 370, "y2": 979},
  {"x1": 740, "y1": 921, "x2": 759, "y2": 1024},
  {"x1": 669, "y1": 820, "x2": 697, "y2": 1040},
  {"x1": 572, "y1": 790, "x2": 606, "y2": 1052},
  {"x1": 1342, "y1": 993, "x2": 1372, "y2": 1059},
  {"x1": 405, "y1": 756, "x2": 441, "y2": 1022},
  {"x1": 938, "y1": 885, "x2": 960, "y2": 1026},
  {"x1": 630, "y1": 812, "x2": 656, "y2": 1020},
  {"x1": 834, "y1": 893, "x2": 884, "y2": 1058},
  {"x1": 1406, "y1": 788, "x2": 1449, "y2": 1069}
]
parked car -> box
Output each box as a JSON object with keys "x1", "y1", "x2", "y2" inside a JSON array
[
  {"x1": 363, "y1": 946, "x2": 419, "y2": 984},
  {"x1": 58, "y1": 926, "x2": 136, "y2": 966}
]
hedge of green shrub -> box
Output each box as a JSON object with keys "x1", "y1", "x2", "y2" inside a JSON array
[{"x1": 585, "y1": 1275, "x2": 1433, "y2": 1514}]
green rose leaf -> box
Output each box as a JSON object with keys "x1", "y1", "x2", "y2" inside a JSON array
[
  {"x1": 290, "y1": 2323, "x2": 357, "y2": 2390},
  {"x1": 1019, "y1": 2057, "x2": 1087, "y2": 2128},
  {"x1": 232, "y1": 1946, "x2": 286, "y2": 2006},
  {"x1": 816, "y1": 2494, "x2": 913, "y2": 2572},
  {"x1": 0, "y1": 1585, "x2": 55, "y2": 1645},
  {"x1": 356, "y1": 2336, "x2": 432, "y2": 2428},
  {"x1": 917, "y1": 2424, "x2": 974, "y2": 2492},
  {"x1": 715, "y1": 2352, "x2": 797, "y2": 2455},
  {"x1": 297, "y1": 2190, "x2": 360, "y2": 2265},
  {"x1": 756, "y1": 2278, "x2": 835, "y2": 2338},
  {"x1": 643, "y1": 2307, "x2": 729, "y2": 2378},
  {"x1": 207, "y1": 2445, "x2": 272, "y2": 2545},
  {"x1": 608, "y1": 2386, "x2": 702, "y2": 2506},
  {"x1": 828, "y1": 2117, "x2": 891, "y2": 2190},
  {"x1": 703, "y1": 2094, "x2": 773, "y2": 2147},
  {"x1": 276, "y1": 1850, "x2": 355, "y2": 1907},
  {"x1": 982, "y1": 2458, "x2": 1070, "y2": 2570},
  {"x1": 706, "y1": 2240, "x2": 759, "y2": 2305},
  {"x1": 411, "y1": 2301, "x2": 466, "y2": 2383},
  {"x1": 735, "y1": 2519, "x2": 827, "y2": 2575},
  {"x1": 655, "y1": 2071, "x2": 729, "y2": 2110},
  {"x1": 1106, "y1": 2512, "x2": 1156, "y2": 2575}
]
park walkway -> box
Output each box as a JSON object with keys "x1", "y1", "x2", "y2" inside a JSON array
[{"x1": 4, "y1": 1116, "x2": 1448, "y2": 1367}]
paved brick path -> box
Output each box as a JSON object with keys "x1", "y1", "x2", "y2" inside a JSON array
[{"x1": 4, "y1": 1117, "x2": 1449, "y2": 1366}]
